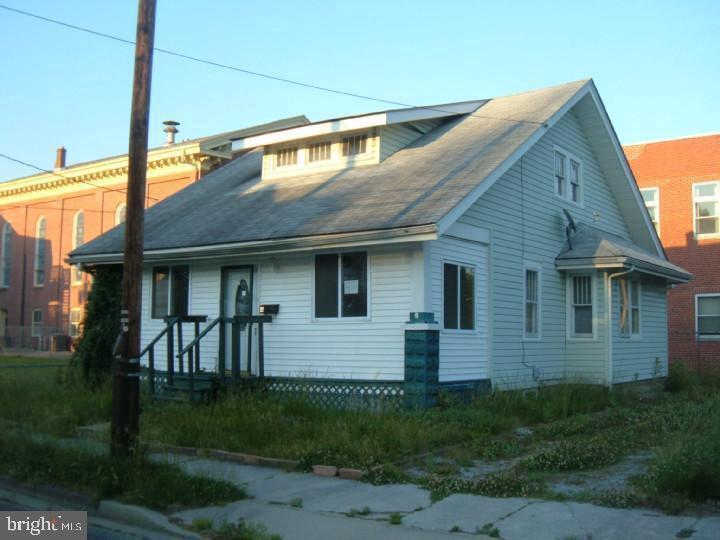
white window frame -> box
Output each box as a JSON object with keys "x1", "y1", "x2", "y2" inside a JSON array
[
  {"x1": 311, "y1": 251, "x2": 371, "y2": 322},
  {"x1": 553, "y1": 146, "x2": 583, "y2": 206},
  {"x1": 307, "y1": 140, "x2": 333, "y2": 163},
  {"x1": 70, "y1": 308, "x2": 82, "y2": 338},
  {"x1": 151, "y1": 265, "x2": 192, "y2": 320},
  {"x1": 72, "y1": 210, "x2": 85, "y2": 284},
  {"x1": 33, "y1": 216, "x2": 46, "y2": 287},
  {"x1": 31, "y1": 309, "x2": 43, "y2": 337},
  {"x1": 341, "y1": 133, "x2": 369, "y2": 158},
  {"x1": 566, "y1": 273, "x2": 596, "y2": 340},
  {"x1": 618, "y1": 279, "x2": 642, "y2": 338},
  {"x1": 695, "y1": 293, "x2": 720, "y2": 340},
  {"x1": 523, "y1": 263, "x2": 542, "y2": 340},
  {"x1": 0, "y1": 222, "x2": 11, "y2": 288},
  {"x1": 275, "y1": 146, "x2": 299, "y2": 168},
  {"x1": 115, "y1": 203, "x2": 127, "y2": 226},
  {"x1": 693, "y1": 181, "x2": 720, "y2": 239},
  {"x1": 640, "y1": 187, "x2": 660, "y2": 235},
  {"x1": 441, "y1": 259, "x2": 477, "y2": 333}
]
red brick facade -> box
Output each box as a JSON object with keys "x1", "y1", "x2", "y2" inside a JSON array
[{"x1": 624, "y1": 134, "x2": 720, "y2": 369}]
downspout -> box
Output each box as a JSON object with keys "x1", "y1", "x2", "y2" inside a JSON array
[{"x1": 606, "y1": 265, "x2": 635, "y2": 388}]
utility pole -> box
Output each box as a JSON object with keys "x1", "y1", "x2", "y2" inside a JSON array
[{"x1": 111, "y1": 0, "x2": 157, "y2": 457}]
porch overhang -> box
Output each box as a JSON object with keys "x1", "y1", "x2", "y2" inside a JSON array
[
  {"x1": 555, "y1": 256, "x2": 691, "y2": 284},
  {"x1": 68, "y1": 224, "x2": 438, "y2": 266},
  {"x1": 554, "y1": 224, "x2": 692, "y2": 285}
]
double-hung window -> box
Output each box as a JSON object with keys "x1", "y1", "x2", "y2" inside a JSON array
[
  {"x1": 152, "y1": 265, "x2": 189, "y2": 319},
  {"x1": 696, "y1": 294, "x2": 720, "y2": 338},
  {"x1": 70, "y1": 308, "x2": 82, "y2": 338},
  {"x1": 569, "y1": 275, "x2": 593, "y2": 338},
  {"x1": 693, "y1": 182, "x2": 719, "y2": 237},
  {"x1": 554, "y1": 149, "x2": 582, "y2": 204},
  {"x1": 0, "y1": 223, "x2": 11, "y2": 288},
  {"x1": 443, "y1": 262, "x2": 475, "y2": 330},
  {"x1": 314, "y1": 252, "x2": 368, "y2": 319},
  {"x1": 640, "y1": 188, "x2": 659, "y2": 232},
  {"x1": 619, "y1": 279, "x2": 641, "y2": 337},
  {"x1": 524, "y1": 266, "x2": 540, "y2": 338}
]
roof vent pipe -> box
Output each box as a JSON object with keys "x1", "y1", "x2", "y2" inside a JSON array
[
  {"x1": 54, "y1": 146, "x2": 66, "y2": 169},
  {"x1": 163, "y1": 120, "x2": 180, "y2": 145}
]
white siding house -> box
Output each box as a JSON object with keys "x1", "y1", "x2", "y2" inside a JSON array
[{"x1": 71, "y1": 80, "x2": 690, "y2": 396}]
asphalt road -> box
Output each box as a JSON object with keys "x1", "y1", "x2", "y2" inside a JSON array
[{"x1": 0, "y1": 497, "x2": 177, "y2": 539}]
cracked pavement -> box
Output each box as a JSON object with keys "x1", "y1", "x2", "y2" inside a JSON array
[{"x1": 154, "y1": 453, "x2": 720, "y2": 539}]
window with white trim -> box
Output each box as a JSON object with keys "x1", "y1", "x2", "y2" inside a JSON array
[
  {"x1": 619, "y1": 279, "x2": 641, "y2": 336},
  {"x1": 693, "y1": 182, "x2": 719, "y2": 236},
  {"x1": 524, "y1": 267, "x2": 540, "y2": 338},
  {"x1": 0, "y1": 223, "x2": 11, "y2": 288},
  {"x1": 151, "y1": 265, "x2": 189, "y2": 319},
  {"x1": 276, "y1": 147, "x2": 298, "y2": 167},
  {"x1": 314, "y1": 252, "x2": 368, "y2": 318},
  {"x1": 115, "y1": 203, "x2": 127, "y2": 226},
  {"x1": 31, "y1": 309, "x2": 43, "y2": 337},
  {"x1": 443, "y1": 262, "x2": 475, "y2": 330},
  {"x1": 72, "y1": 211, "x2": 85, "y2": 283},
  {"x1": 569, "y1": 275, "x2": 593, "y2": 338},
  {"x1": 554, "y1": 149, "x2": 582, "y2": 204},
  {"x1": 640, "y1": 188, "x2": 659, "y2": 232},
  {"x1": 696, "y1": 294, "x2": 720, "y2": 338},
  {"x1": 70, "y1": 308, "x2": 82, "y2": 338},
  {"x1": 34, "y1": 216, "x2": 46, "y2": 286},
  {"x1": 308, "y1": 141, "x2": 332, "y2": 162},
  {"x1": 341, "y1": 134, "x2": 368, "y2": 157}
]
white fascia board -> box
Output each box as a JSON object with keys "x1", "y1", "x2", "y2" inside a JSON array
[
  {"x1": 584, "y1": 84, "x2": 665, "y2": 259},
  {"x1": 69, "y1": 225, "x2": 438, "y2": 265},
  {"x1": 436, "y1": 82, "x2": 592, "y2": 235},
  {"x1": 231, "y1": 101, "x2": 484, "y2": 151}
]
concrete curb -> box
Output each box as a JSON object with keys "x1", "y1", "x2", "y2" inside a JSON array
[
  {"x1": 150, "y1": 442, "x2": 300, "y2": 471},
  {"x1": 97, "y1": 500, "x2": 201, "y2": 539}
]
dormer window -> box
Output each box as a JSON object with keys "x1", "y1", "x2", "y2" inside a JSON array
[
  {"x1": 342, "y1": 134, "x2": 368, "y2": 157},
  {"x1": 276, "y1": 147, "x2": 298, "y2": 167},
  {"x1": 309, "y1": 141, "x2": 332, "y2": 162}
]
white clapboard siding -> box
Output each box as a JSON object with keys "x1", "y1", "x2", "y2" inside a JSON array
[
  {"x1": 611, "y1": 281, "x2": 668, "y2": 383},
  {"x1": 454, "y1": 109, "x2": 632, "y2": 388},
  {"x1": 427, "y1": 235, "x2": 489, "y2": 381},
  {"x1": 139, "y1": 245, "x2": 417, "y2": 381}
]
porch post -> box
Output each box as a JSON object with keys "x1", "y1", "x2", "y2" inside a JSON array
[{"x1": 404, "y1": 312, "x2": 440, "y2": 409}]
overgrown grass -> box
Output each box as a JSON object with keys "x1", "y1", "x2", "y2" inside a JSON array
[
  {"x1": 0, "y1": 359, "x2": 111, "y2": 437},
  {"x1": 0, "y1": 434, "x2": 245, "y2": 511},
  {"x1": 141, "y1": 384, "x2": 611, "y2": 469}
]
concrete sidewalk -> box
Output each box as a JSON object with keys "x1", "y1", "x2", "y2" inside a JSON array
[{"x1": 155, "y1": 453, "x2": 720, "y2": 540}]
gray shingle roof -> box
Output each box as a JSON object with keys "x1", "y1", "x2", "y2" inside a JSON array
[
  {"x1": 556, "y1": 225, "x2": 691, "y2": 282},
  {"x1": 71, "y1": 80, "x2": 590, "y2": 260}
]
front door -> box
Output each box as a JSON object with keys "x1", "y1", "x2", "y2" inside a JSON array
[{"x1": 221, "y1": 266, "x2": 256, "y2": 375}]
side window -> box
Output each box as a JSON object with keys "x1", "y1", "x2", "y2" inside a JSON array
[
  {"x1": 619, "y1": 279, "x2": 641, "y2": 337},
  {"x1": 314, "y1": 252, "x2": 368, "y2": 319},
  {"x1": 443, "y1": 262, "x2": 475, "y2": 330},
  {"x1": 570, "y1": 275, "x2": 593, "y2": 338},
  {"x1": 34, "y1": 216, "x2": 47, "y2": 286},
  {"x1": 696, "y1": 294, "x2": 720, "y2": 338},
  {"x1": 524, "y1": 267, "x2": 540, "y2": 338},
  {"x1": 151, "y1": 265, "x2": 189, "y2": 319},
  {"x1": 0, "y1": 223, "x2": 11, "y2": 288},
  {"x1": 554, "y1": 148, "x2": 583, "y2": 204},
  {"x1": 31, "y1": 309, "x2": 43, "y2": 337}
]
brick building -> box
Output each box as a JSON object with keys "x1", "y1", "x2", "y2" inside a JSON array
[
  {"x1": 0, "y1": 117, "x2": 307, "y2": 350},
  {"x1": 624, "y1": 134, "x2": 720, "y2": 368}
]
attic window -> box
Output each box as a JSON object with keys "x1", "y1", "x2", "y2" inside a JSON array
[
  {"x1": 554, "y1": 148, "x2": 582, "y2": 204},
  {"x1": 276, "y1": 147, "x2": 298, "y2": 167},
  {"x1": 308, "y1": 141, "x2": 332, "y2": 162},
  {"x1": 341, "y1": 134, "x2": 367, "y2": 157}
]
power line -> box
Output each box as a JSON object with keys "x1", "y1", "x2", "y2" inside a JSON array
[
  {"x1": 0, "y1": 4, "x2": 546, "y2": 127},
  {"x1": 0, "y1": 152, "x2": 159, "y2": 202}
]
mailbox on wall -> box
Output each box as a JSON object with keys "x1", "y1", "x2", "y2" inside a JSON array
[{"x1": 259, "y1": 304, "x2": 280, "y2": 316}]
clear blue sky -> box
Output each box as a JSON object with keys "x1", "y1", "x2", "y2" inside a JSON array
[{"x1": 1, "y1": 0, "x2": 718, "y2": 180}]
